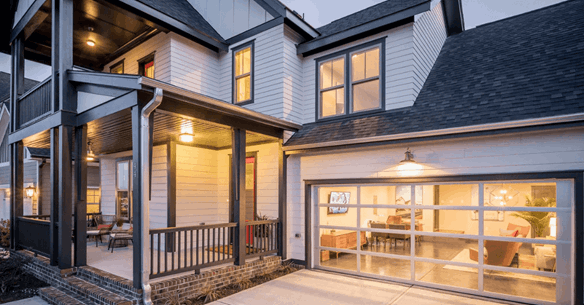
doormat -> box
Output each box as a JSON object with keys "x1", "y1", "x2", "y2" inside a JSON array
[{"x1": 444, "y1": 249, "x2": 554, "y2": 284}]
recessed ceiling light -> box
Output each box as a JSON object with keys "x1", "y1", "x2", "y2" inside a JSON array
[
  {"x1": 179, "y1": 133, "x2": 194, "y2": 143},
  {"x1": 86, "y1": 39, "x2": 95, "y2": 47}
]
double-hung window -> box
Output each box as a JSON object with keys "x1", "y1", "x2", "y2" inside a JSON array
[
  {"x1": 138, "y1": 53, "x2": 155, "y2": 79},
  {"x1": 317, "y1": 39, "x2": 384, "y2": 120},
  {"x1": 233, "y1": 41, "x2": 254, "y2": 105}
]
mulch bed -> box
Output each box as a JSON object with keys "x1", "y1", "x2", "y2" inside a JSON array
[
  {"x1": 179, "y1": 263, "x2": 299, "y2": 305},
  {"x1": 0, "y1": 249, "x2": 49, "y2": 304}
]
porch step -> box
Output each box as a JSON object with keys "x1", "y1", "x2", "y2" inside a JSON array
[
  {"x1": 77, "y1": 266, "x2": 142, "y2": 300},
  {"x1": 63, "y1": 276, "x2": 132, "y2": 305},
  {"x1": 39, "y1": 286, "x2": 95, "y2": 305}
]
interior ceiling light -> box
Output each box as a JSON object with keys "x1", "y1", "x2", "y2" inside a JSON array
[
  {"x1": 86, "y1": 39, "x2": 95, "y2": 47},
  {"x1": 179, "y1": 133, "x2": 194, "y2": 143}
]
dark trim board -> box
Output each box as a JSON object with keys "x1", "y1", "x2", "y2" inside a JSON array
[
  {"x1": 10, "y1": 0, "x2": 45, "y2": 43},
  {"x1": 226, "y1": 17, "x2": 283, "y2": 45},
  {"x1": 303, "y1": 171, "x2": 584, "y2": 305},
  {"x1": 231, "y1": 40, "x2": 255, "y2": 106}
]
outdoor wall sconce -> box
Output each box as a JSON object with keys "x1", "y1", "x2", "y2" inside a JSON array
[
  {"x1": 87, "y1": 141, "x2": 96, "y2": 161},
  {"x1": 25, "y1": 186, "x2": 35, "y2": 198},
  {"x1": 397, "y1": 148, "x2": 423, "y2": 176}
]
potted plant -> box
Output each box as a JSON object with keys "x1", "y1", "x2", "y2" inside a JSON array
[{"x1": 511, "y1": 196, "x2": 556, "y2": 238}]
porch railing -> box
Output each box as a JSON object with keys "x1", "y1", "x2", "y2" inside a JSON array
[
  {"x1": 149, "y1": 222, "x2": 237, "y2": 279},
  {"x1": 16, "y1": 216, "x2": 50, "y2": 257},
  {"x1": 18, "y1": 76, "x2": 52, "y2": 127},
  {"x1": 148, "y1": 220, "x2": 281, "y2": 279},
  {"x1": 245, "y1": 220, "x2": 280, "y2": 258}
]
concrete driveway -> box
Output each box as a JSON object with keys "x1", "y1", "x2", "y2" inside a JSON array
[{"x1": 210, "y1": 270, "x2": 515, "y2": 305}]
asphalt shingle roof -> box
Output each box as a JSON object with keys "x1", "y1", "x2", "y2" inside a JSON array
[
  {"x1": 0, "y1": 72, "x2": 40, "y2": 102},
  {"x1": 309, "y1": 0, "x2": 428, "y2": 42},
  {"x1": 286, "y1": 0, "x2": 584, "y2": 147},
  {"x1": 137, "y1": 0, "x2": 224, "y2": 43}
]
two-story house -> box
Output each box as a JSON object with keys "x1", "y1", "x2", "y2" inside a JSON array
[{"x1": 2, "y1": 0, "x2": 583, "y2": 304}]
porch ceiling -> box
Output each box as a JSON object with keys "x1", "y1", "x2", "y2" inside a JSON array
[{"x1": 22, "y1": 109, "x2": 279, "y2": 155}]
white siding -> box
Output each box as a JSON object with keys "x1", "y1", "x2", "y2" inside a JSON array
[
  {"x1": 150, "y1": 145, "x2": 168, "y2": 229},
  {"x1": 412, "y1": 0, "x2": 448, "y2": 101},
  {"x1": 100, "y1": 158, "x2": 116, "y2": 216},
  {"x1": 218, "y1": 24, "x2": 286, "y2": 119},
  {"x1": 282, "y1": 26, "x2": 305, "y2": 124},
  {"x1": 168, "y1": 33, "x2": 221, "y2": 99},
  {"x1": 286, "y1": 127, "x2": 584, "y2": 260},
  {"x1": 103, "y1": 33, "x2": 171, "y2": 83},
  {"x1": 187, "y1": 0, "x2": 274, "y2": 39},
  {"x1": 176, "y1": 145, "x2": 219, "y2": 226}
]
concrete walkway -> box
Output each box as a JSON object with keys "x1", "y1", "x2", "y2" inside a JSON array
[
  {"x1": 2, "y1": 296, "x2": 49, "y2": 305},
  {"x1": 210, "y1": 270, "x2": 515, "y2": 305}
]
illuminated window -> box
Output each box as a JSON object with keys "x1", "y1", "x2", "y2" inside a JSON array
[
  {"x1": 316, "y1": 40, "x2": 384, "y2": 120},
  {"x1": 139, "y1": 53, "x2": 155, "y2": 79},
  {"x1": 110, "y1": 60, "x2": 124, "y2": 74},
  {"x1": 233, "y1": 42, "x2": 254, "y2": 104},
  {"x1": 87, "y1": 188, "x2": 100, "y2": 214}
]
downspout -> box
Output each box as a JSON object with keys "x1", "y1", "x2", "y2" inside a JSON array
[{"x1": 140, "y1": 88, "x2": 163, "y2": 305}]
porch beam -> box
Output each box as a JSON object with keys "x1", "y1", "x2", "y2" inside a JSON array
[
  {"x1": 49, "y1": 128, "x2": 59, "y2": 265},
  {"x1": 131, "y1": 105, "x2": 143, "y2": 289},
  {"x1": 74, "y1": 125, "x2": 88, "y2": 266},
  {"x1": 278, "y1": 139, "x2": 287, "y2": 259},
  {"x1": 57, "y1": 125, "x2": 73, "y2": 269},
  {"x1": 10, "y1": 142, "x2": 24, "y2": 250},
  {"x1": 8, "y1": 111, "x2": 76, "y2": 145},
  {"x1": 75, "y1": 91, "x2": 138, "y2": 126},
  {"x1": 10, "y1": 0, "x2": 46, "y2": 43},
  {"x1": 232, "y1": 128, "x2": 246, "y2": 265}
]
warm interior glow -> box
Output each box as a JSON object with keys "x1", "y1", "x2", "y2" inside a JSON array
[
  {"x1": 179, "y1": 133, "x2": 194, "y2": 143},
  {"x1": 550, "y1": 217, "x2": 557, "y2": 238},
  {"x1": 86, "y1": 39, "x2": 95, "y2": 47},
  {"x1": 25, "y1": 187, "x2": 35, "y2": 198}
]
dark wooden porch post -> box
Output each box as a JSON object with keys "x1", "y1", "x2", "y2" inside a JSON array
[
  {"x1": 9, "y1": 34, "x2": 25, "y2": 251},
  {"x1": 131, "y1": 105, "x2": 144, "y2": 289},
  {"x1": 10, "y1": 142, "x2": 23, "y2": 250},
  {"x1": 232, "y1": 128, "x2": 246, "y2": 265},
  {"x1": 49, "y1": 128, "x2": 59, "y2": 265},
  {"x1": 74, "y1": 125, "x2": 88, "y2": 266},
  {"x1": 57, "y1": 125, "x2": 73, "y2": 269},
  {"x1": 278, "y1": 139, "x2": 287, "y2": 259}
]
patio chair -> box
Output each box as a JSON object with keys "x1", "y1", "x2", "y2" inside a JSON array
[
  {"x1": 108, "y1": 227, "x2": 133, "y2": 253},
  {"x1": 87, "y1": 224, "x2": 113, "y2": 247}
]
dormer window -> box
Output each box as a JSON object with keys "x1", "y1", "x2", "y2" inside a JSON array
[
  {"x1": 232, "y1": 41, "x2": 254, "y2": 105},
  {"x1": 316, "y1": 39, "x2": 385, "y2": 120}
]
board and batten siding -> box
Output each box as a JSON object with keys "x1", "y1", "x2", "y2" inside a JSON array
[
  {"x1": 168, "y1": 33, "x2": 221, "y2": 99},
  {"x1": 286, "y1": 127, "x2": 584, "y2": 260},
  {"x1": 187, "y1": 0, "x2": 273, "y2": 39},
  {"x1": 103, "y1": 33, "x2": 171, "y2": 82}
]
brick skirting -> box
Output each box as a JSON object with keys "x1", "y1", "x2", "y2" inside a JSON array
[{"x1": 151, "y1": 256, "x2": 282, "y2": 304}]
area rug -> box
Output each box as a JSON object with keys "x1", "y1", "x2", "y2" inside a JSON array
[{"x1": 444, "y1": 249, "x2": 554, "y2": 284}]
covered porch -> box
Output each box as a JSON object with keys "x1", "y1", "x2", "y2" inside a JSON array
[{"x1": 10, "y1": 71, "x2": 299, "y2": 293}]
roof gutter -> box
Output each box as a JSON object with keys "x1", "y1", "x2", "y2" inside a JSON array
[{"x1": 283, "y1": 112, "x2": 584, "y2": 153}]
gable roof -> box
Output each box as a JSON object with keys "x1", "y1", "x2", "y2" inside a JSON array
[
  {"x1": 136, "y1": 0, "x2": 225, "y2": 43},
  {"x1": 0, "y1": 71, "x2": 40, "y2": 102},
  {"x1": 316, "y1": 0, "x2": 428, "y2": 39},
  {"x1": 285, "y1": 0, "x2": 584, "y2": 149}
]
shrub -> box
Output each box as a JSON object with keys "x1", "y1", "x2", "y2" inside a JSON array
[
  {"x1": 0, "y1": 253, "x2": 32, "y2": 294},
  {"x1": 0, "y1": 219, "x2": 9, "y2": 248},
  {"x1": 197, "y1": 282, "x2": 219, "y2": 304}
]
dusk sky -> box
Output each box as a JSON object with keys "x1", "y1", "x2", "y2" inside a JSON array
[{"x1": 279, "y1": 0, "x2": 567, "y2": 29}]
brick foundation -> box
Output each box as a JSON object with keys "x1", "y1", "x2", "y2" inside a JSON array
[{"x1": 151, "y1": 256, "x2": 282, "y2": 304}]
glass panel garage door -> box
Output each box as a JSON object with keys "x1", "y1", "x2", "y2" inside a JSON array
[{"x1": 313, "y1": 180, "x2": 573, "y2": 304}]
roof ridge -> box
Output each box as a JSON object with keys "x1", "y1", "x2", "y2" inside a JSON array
[
  {"x1": 317, "y1": 0, "x2": 429, "y2": 31},
  {"x1": 473, "y1": 0, "x2": 576, "y2": 29}
]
